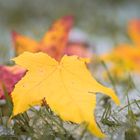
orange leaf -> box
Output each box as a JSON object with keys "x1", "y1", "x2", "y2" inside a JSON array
[{"x1": 12, "y1": 16, "x2": 73, "y2": 61}]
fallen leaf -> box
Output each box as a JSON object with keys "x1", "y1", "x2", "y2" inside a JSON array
[
  {"x1": 0, "y1": 65, "x2": 26, "y2": 99},
  {"x1": 11, "y1": 52, "x2": 120, "y2": 137},
  {"x1": 12, "y1": 16, "x2": 73, "y2": 60}
]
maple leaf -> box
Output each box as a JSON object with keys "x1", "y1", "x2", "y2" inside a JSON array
[
  {"x1": 11, "y1": 52, "x2": 120, "y2": 137},
  {"x1": 0, "y1": 65, "x2": 26, "y2": 99},
  {"x1": 100, "y1": 19, "x2": 140, "y2": 78},
  {"x1": 12, "y1": 16, "x2": 73, "y2": 60},
  {"x1": 101, "y1": 43, "x2": 140, "y2": 76}
]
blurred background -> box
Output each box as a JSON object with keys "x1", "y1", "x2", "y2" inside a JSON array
[{"x1": 0, "y1": 0, "x2": 140, "y2": 64}]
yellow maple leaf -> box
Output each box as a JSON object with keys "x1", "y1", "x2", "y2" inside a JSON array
[{"x1": 11, "y1": 52, "x2": 120, "y2": 138}]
